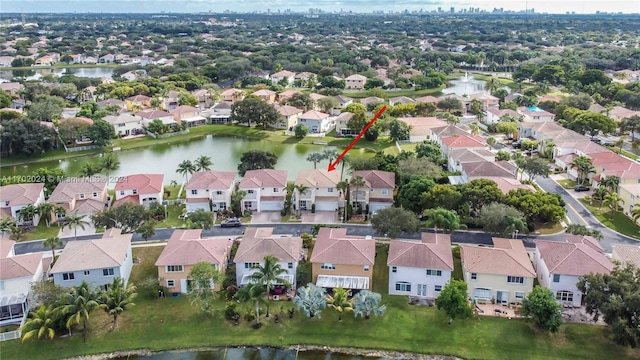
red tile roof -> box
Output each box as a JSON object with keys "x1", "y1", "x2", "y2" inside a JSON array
[
  {"x1": 186, "y1": 171, "x2": 237, "y2": 190},
  {"x1": 461, "y1": 238, "x2": 535, "y2": 277},
  {"x1": 387, "y1": 233, "x2": 453, "y2": 270},
  {"x1": 239, "y1": 169, "x2": 287, "y2": 189},
  {"x1": 155, "y1": 229, "x2": 229, "y2": 267},
  {"x1": 311, "y1": 228, "x2": 375, "y2": 266},
  {"x1": 351, "y1": 170, "x2": 395, "y2": 189},
  {"x1": 537, "y1": 236, "x2": 613, "y2": 276},
  {"x1": 0, "y1": 183, "x2": 44, "y2": 206},
  {"x1": 235, "y1": 227, "x2": 303, "y2": 263},
  {"x1": 115, "y1": 174, "x2": 164, "y2": 194}
]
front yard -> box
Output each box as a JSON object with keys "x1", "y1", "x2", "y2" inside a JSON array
[
  {"x1": 579, "y1": 199, "x2": 640, "y2": 240},
  {"x1": 2, "y1": 245, "x2": 640, "y2": 360}
]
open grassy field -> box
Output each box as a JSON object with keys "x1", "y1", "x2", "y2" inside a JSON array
[{"x1": 2, "y1": 245, "x2": 639, "y2": 360}]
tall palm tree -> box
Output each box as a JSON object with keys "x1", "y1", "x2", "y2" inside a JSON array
[
  {"x1": 600, "y1": 176, "x2": 620, "y2": 194},
  {"x1": 36, "y1": 202, "x2": 55, "y2": 228},
  {"x1": 194, "y1": 155, "x2": 213, "y2": 172},
  {"x1": 294, "y1": 184, "x2": 310, "y2": 215},
  {"x1": 570, "y1": 156, "x2": 596, "y2": 185},
  {"x1": 20, "y1": 305, "x2": 57, "y2": 342},
  {"x1": 249, "y1": 255, "x2": 289, "y2": 317},
  {"x1": 42, "y1": 236, "x2": 63, "y2": 265},
  {"x1": 62, "y1": 213, "x2": 89, "y2": 241},
  {"x1": 349, "y1": 176, "x2": 366, "y2": 214},
  {"x1": 338, "y1": 154, "x2": 351, "y2": 181},
  {"x1": 603, "y1": 193, "x2": 625, "y2": 220},
  {"x1": 337, "y1": 180, "x2": 350, "y2": 222},
  {"x1": 284, "y1": 182, "x2": 296, "y2": 215},
  {"x1": 502, "y1": 216, "x2": 529, "y2": 238},
  {"x1": 484, "y1": 77, "x2": 501, "y2": 94},
  {"x1": 322, "y1": 149, "x2": 339, "y2": 165},
  {"x1": 423, "y1": 208, "x2": 462, "y2": 233},
  {"x1": 61, "y1": 281, "x2": 100, "y2": 342},
  {"x1": 18, "y1": 204, "x2": 37, "y2": 225},
  {"x1": 100, "y1": 153, "x2": 120, "y2": 186},
  {"x1": 326, "y1": 287, "x2": 353, "y2": 321},
  {"x1": 469, "y1": 122, "x2": 480, "y2": 136},
  {"x1": 100, "y1": 277, "x2": 136, "y2": 329},
  {"x1": 233, "y1": 283, "x2": 266, "y2": 326},
  {"x1": 306, "y1": 152, "x2": 324, "y2": 169},
  {"x1": 176, "y1": 160, "x2": 196, "y2": 182},
  {"x1": 613, "y1": 135, "x2": 626, "y2": 155}
]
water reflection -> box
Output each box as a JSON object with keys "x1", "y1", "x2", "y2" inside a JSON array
[
  {"x1": 0, "y1": 67, "x2": 114, "y2": 81},
  {"x1": 441, "y1": 76, "x2": 487, "y2": 96}
]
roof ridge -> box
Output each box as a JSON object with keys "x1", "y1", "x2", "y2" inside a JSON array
[
  {"x1": 387, "y1": 241, "x2": 415, "y2": 264},
  {"x1": 6, "y1": 256, "x2": 34, "y2": 275},
  {"x1": 347, "y1": 238, "x2": 372, "y2": 263},
  {"x1": 93, "y1": 240, "x2": 121, "y2": 264},
  {"x1": 425, "y1": 242, "x2": 450, "y2": 268},
  {"x1": 195, "y1": 239, "x2": 223, "y2": 263},
  {"x1": 502, "y1": 247, "x2": 534, "y2": 276}
]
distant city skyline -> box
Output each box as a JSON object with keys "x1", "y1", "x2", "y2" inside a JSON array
[{"x1": 2, "y1": 0, "x2": 639, "y2": 14}]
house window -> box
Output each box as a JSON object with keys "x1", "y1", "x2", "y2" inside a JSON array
[
  {"x1": 321, "y1": 263, "x2": 335, "y2": 270},
  {"x1": 79, "y1": 193, "x2": 85, "y2": 199},
  {"x1": 395, "y1": 282, "x2": 411, "y2": 292},
  {"x1": 103, "y1": 268, "x2": 115, "y2": 276},
  {"x1": 288, "y1": 262, "x2": 293, "y2": 269},
  {"x1": 120, "y1": 191, "x2": 125, "y2": 196},
  {"x1": 507, "y1": 276, "x2": 525, "y2": 284},
  {"x1": 364, "y1": 265, "x2": 370, "y2": 272},
  {"x1": 248, "y1": 190, "x2": 255, "y2": 194},
  {"x1": 133, "y1": 189, "x2": 138, "y2": 195},
  {"x1": 244, "y1": 262, "x2": 260, "y2": 269},
  {"x1": 166, "y1": 279, "x2": 175, "y2": 288},
  {"x1": 328, "y1": 188, "x2": 334, "y2": 193},
  {"x1": 426, "y1": 269, "x2": 442, "y2": 276},
  {"x1": 553, "y1": 274, "x2": 560, "y2": 283},
  {"x1": 92, "y1": 192, "x2": 98, "y2": 198},
  {"x1": 515, "y1": 292, "x2": 525, "y2": 300},
  {"x1": 244, "y1": 201, "x2": 253, "y2": 209},
  {"x1": 381, "y1": 189, "x2": 389, "y2": 195},
  {"x1": 62, "y1": 273, "x2": 75, "y2": 281},
  {"x1": 273, "y1": 188, "x2": 278, "y2": 193},
  {"x1": 392, "y1": 266, "x2": 397, "y2": 273},
  {"x1": 84, "y1": 271, "x2": 90, "y2": 276},
  {"x1": 471, "y1": 273, "x2": 477, "y2": 280},
  {"x1": 556, "y1": 291, "x2": 574, "y2": 302},
  {"x1": 216, "y1": 191, "x2": 223, "y2": 195},
  {"x1": 191, "y1": 190, "x2": 198, "y2": 195},
  {"x1": 165, "y1": 265, "x2": 184, "y2": 272},
  {"x1": 435, "y1": 285, "x2": 442, "y2": 292}
]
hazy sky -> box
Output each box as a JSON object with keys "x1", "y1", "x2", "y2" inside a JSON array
[{"x1": 2, "y1": 0, "x2": 639, "y2": 14}]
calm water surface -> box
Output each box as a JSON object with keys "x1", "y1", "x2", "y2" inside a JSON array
[{"x1": 0, "y1": 66, "x2": 114, "y2": 81}]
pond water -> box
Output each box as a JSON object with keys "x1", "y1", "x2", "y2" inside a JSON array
[
  {"x1": 441, "y1": 75, "x2": 487, "y2": 96},
  {"x1": 0, "y1": 135, "x2": 369, "y2": 185},
  {"x1": 0, "y1": 66, "x2": 114, "y2": 81},
  {"x1": 114, "y1": 348, "x2": 398, "y2": 360}
]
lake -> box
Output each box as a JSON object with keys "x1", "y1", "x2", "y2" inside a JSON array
[
  {"x1": 0, "y1": 135, "x2": 369, "y2": 185},
  {"x1": 0, "y1": 66, "x2": 114, "y2": 81},
  {"x1": 114, "y1": 348, "x2": 400, "y2": 360},
  {"x1": 441, "y1": 75, "x2": 487, "y2": 96}
]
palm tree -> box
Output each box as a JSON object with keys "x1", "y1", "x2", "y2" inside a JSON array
[
  {"x1": 570, "y1": 156, "x2": 596, "y2": 185},
  {"x1": 249, "y1": 255, "x2": 290, "y2": 317},
  {"x1": 293, "y1": 283, "x2": 327, "y2": 318},
  {"x1": 100, "y1": 277, "x2": 136, "y2": 329},
  {"x1": 62, "y1": 213, "x2": 89, "y2": 241},
  {"x1": 423, "y1": 208, "x2": 462, "y2": 233},
  {"x1": 233, "y1": 283, "x2": 266, "y2": 326},
  {"x1": 100, "y1": 153, "x2": 120, "y2": 186},
  {"x1": 613, "y1": 135, "x2": 626, "y2": 155},
  {"x1": 0, "y1": 218, "x2": 16, "y2": 239},
  {"x1": 337, "y1": 180, "x2": 350, "y2": 222},
  {"x1": 36, "y1": 202, "x2": 55, "y2": 227},
  {"x1": 306, "y1": 152, "x2": 324, "y2": 169},
  {"x1": 18, "y1": 204, "x2": 37, "y2": 225},
  {"x1": 326, "y1": 287, "x2": 353, "y2": 321},
  {"x1": 350, "y1": 175, "x2": 366, "y2": 214},
  {"x1": 61, "y1": 281, "x2": 100, "y2": 342},
  {"x1": 353, "y1": 290, "x2": 387, "y2": 319},
  {"x1": 469, "y1": 122, "x2": 480, "y2": 135},
  {"x1": 484, "y1": 77, "x2": 501, "y2": 94},
  {"x1": 78, "y1": 162, "x2": 102, "y2": 177},
  {"x1": 176, "y1": 160, "x2": 196, "y2": 182},
  {"x1": 194, "y1": 155, "x2": 213, "y2": 171},
  {"x1": 600, "y1": 176, "x2": 620, "y2": 194},
  {"x1": 9, "y1": 223, "x2": 26, "y2": 241},
  {"x1": 338, "y1": 154, "x2": 351, "y2": 181},
  {"x1": 20, "y1": 305, "x2": 57, "y2": 342},
  {"x1": 603, "y1": 193, "x2": 625, "y2": 220},
  {"x1": 294, "y1": 184, "x2": 310, "y2": 215},
  {"x1": 631, "y1": 204, "x2": 640, "y2": 223},
  {"x1": 42, "y1": 236, "x2": 63, "y2": 265},
  {"x1": 502, "y1": 216, "x2": 529, "y2": 238},
  {"x1": 54, "y1": 206, "x2": 66, "y2": 225},
  {"x1": 322, "y1": 149, "x2": 339, "y2": 165}
]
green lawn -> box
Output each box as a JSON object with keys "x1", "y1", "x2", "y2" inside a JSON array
[
  {"x1": 558, "y1": 179, "x2": 578, "y2": 190},
  {"x1": 342, "y1": 86, "x2": 446, "y2": 99},
  {"x1": 580, "y1": 199, "x2": 640, "y2": 240},
  {"x1": 3, "y1": 245, "x2": 639, "y2": 360},
  {"x1": 534, "y1": 222, "x2": 565, "y2": 235},
  {"x1": 22, "y1": 223, "x2": 60, "y2": 242},
  {"x1": 453, "y1": 257, "x2": 464, "y2": 281}
]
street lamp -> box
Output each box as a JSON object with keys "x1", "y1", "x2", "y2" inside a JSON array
[{"x1": 514, "y1": 229, "x2": 519, "y2": 239}]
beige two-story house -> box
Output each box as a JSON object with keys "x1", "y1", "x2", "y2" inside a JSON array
[
  {"x1": 185, "y1": 171, "x2": 237, "y2": 212},
  {"x1": 350, "y1": 170, "x2": 395, "y2": 214},
  {"x1": 294, "y1": 169, "x2": 340, "y2": 212},
  {"x1": 345, "y1": 74, "x2": 367, "y2": 90},
  {"x1": 48, "y1": 177, "x2": 109, "y2": 222},
  {"x1": 238, "y1": 169, "x2": 287, "y2": 212}
]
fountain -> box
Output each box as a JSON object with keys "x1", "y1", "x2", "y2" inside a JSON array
[{"x1": 462, "y1": 72, "x2": 469, "y2": 82}]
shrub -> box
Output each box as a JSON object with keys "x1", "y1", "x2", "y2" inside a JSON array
[
  {"x1": 301, "y1": 233, "x2": 313, "y2": 248},
  {"x1": 311, "y1": 203, "x2": 316, "y2": 213},
  {"x1": 294, "y1": 124, "x2": 309, "y2": 138},
  {"x1": 225, "y1": 302, "x2": 240, "y2": 321}
]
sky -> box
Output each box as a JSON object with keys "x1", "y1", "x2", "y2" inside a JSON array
[{"x1": 1, "y1": 0, "x2": 639, "y2": 14}]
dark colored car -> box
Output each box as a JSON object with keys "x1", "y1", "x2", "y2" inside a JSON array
[
  {"x1": 220, "y1": 218, "x2": 242, "y2": 228},
  {"x1": 573, "y1": 185, "x2": 590, "y2": 192}
]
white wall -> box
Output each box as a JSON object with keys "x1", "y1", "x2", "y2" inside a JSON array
[{"x1": 388, "y1": 266, "x2": 451, "y2": 299}]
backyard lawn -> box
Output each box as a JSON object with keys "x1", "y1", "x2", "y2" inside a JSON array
[
  {"x1": 579, "y1": 199, "x2": 640, "y2": 240},
  {"x1": 3, "y1": 245, "x2": 640, "y2": 360}
]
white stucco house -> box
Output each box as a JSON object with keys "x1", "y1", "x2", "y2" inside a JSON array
[
  {"x1": 238, "y1": 169, "x2": 287, "y2": 212},
  {"x1": 234, "y1": 227, "x2": 303, "y2": 291},
  {"x1": 0, "y1": 183, "x2": 45, "y2": 226},
  {"x1": 185, "y1": 171, "x2": 237, "y2": 212},
  {"x1": 535, "y1": 235, "x2": 613, "y2": 307},
  {"x1": 113, "y1": 174, "x2": 164, "y2": 207},
  {"x1": 298, "y1": 110, "x2": 332, "y2": 134},
  {"x1": 103, "y1": 113, "x2": 145, "y2": 136},
  {"x1": 387, "y1": 233, "x2": 453, "y2": 299}
]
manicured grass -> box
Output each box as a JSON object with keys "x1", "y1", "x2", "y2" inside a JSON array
[
  {"x1": 534, "y1": 222, "x2": 565, "y2": 235},
  {"x1": 558, "y1": 179, "x2": 578, "y2": 190},
  {"x1": 22, "y1": 223, "x2": 60, "y2": 242},
  {"x1": 342, "y1": 86, "x2": 445, "y2": 99},
  {"x1": 452, "y1": 257, "x2": 464, "y2": 281},
  {"x1": 3, "y1": 246, "x2": 639, "y2": 360},
  {"x1": 162, "y1": 204, "x2": 188, "y2": 229},
  {"x1": 163, "y1": 185, "x2": 182, "y2": 201},
  {"x1": 579, "y1": 199, "x2": 640, "y2": 240}
]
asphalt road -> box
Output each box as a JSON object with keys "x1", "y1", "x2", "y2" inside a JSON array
[{"x1": 535, "y1": 176, "x2": 639, "y2": 252}]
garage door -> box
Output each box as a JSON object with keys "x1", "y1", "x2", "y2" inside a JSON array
[
  {"x1": 315, "y1": 202, "x2": 337, "y2": 211},
  {"x1": 260, "y1": 201, "x2": 283, "y2": 211},
  {"x1": 473, "y1": 288, "x2": 492, "y2": 300},
  {"x1": 186, "y1": 203, "x2": 209, "y2": 212}
]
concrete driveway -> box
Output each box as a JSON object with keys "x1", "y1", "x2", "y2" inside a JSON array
[
  {"x1": 58, "y1": 223, "x2": 97, "y2": 239},
  {"x1": 301, "y1": 211, "x2": 338, "y2": 224},
  {"x1": 250, "y1": 211, "x2": 282, "y2": 224}
]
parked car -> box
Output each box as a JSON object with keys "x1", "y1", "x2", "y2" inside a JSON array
[
  {"x1": 220, "y1": 218, "x2": 242, "y2": 228},
  {"x1": 573, "y1": 185, "x2": 590, "y2": 192},
  {"x1": 512, "y1": 141, "x2": 522, "y2": 149},
  {"x1": 590, "y1": 138, "x2": 602, "y2": 144}
]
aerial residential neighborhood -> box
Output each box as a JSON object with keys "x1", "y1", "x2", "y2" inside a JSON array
[{"x1": 1, "y1": 6, "x2": 640, "y2": 360}]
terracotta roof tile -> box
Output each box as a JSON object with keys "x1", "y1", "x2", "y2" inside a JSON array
[
  {"x1": 115, "y1": 174, "x2": 164, "y2": 194},
  {"x1": 48, "y1": 177, "x2": 107, "y2": 203},
  {"x1": 351, "y1": 170, "x2": 395, "y2": 189},
  {"x1": 461, "y1": 238, "x2": 535, "y2": 277},
  {"x1": 51, "y1": 229, "x2": 131, "y2": 273},
  {"x1": 310, "y1": 228, "x2": 375, "y2": 265},
  {"x1": 155, "y1": 229, "x2": 229, "y2": 266},
  {"x1": 537, "y1": 236, "x2": 613, "y2": 276},
  {"x1": 295, "y1": 170, "x2": 340, "y2": 188},
  {"x1": 387, "y1": 233, "x2": 453, "y2": 270},
  {"x1": 234, "y1": 227, "x2": 303, "y2": 263},
  {"x1": 0, "y1": 253, "x2": 43, "y2": 280},
  {"x1": 0, "y1": 183, "x2": 44, "y2": 206},
  {"x1": 239, "y1": 169, "x2": 287, "y2": 189},
  {"x1": 186, "y1": 171, "x2": 236, "y2": 190}
]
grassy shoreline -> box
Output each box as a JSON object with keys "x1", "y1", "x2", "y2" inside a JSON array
[{"x1": 0, "y1": 63, "x2": 119, "y2": 71}]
